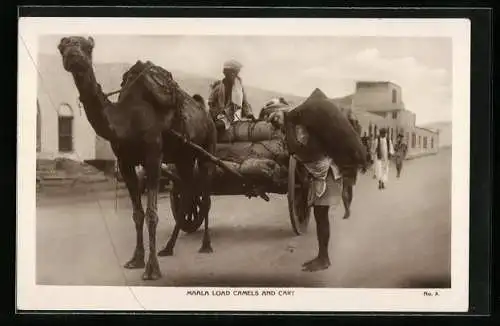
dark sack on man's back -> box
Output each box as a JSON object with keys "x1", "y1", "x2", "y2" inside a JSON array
[{"x1": 285, "y1": 88, "x2": 368, "y2": 169}]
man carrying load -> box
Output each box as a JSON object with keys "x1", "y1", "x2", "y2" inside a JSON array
[
  {"x1": 267, "y1": 88, "x2": 367, "y2": 272},
  {"x1": 208, "y1": 59, "x2": 256, "y2": 133}
]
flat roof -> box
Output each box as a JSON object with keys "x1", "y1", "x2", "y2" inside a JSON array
[
  {"x1": 356, "y1": 81, "x2": 401, "y2": 88},
  {"x1": 415, "y1": 126, "x2": 439, "y2": 134}
]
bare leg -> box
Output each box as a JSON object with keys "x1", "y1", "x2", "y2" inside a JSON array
[
  {"x1": 342, "y1": 182, "x2": 353, "y2": 219},
  {"x1": 119, "y1": 160, "x2": 146, "y2": 269},
  {"x1": 302, "y1": 205, "x2": 331, "y2": 272},
  {"x1": 142, "y1": 151, "x2": 162, "y2": 280},
  {"x1": 396, "y1": 160, "x2": 402, "y2": 178}
]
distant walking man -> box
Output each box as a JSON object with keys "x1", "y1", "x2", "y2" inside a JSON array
[
  {"x1": 374, "y1": 128, "x2": 394, "y2": 190},
  {"x1": 393, "y1": 133, "x2": 408, "y2": 178},
  {"x1": 208, "y1": 59, "x2": 256, "y2": 133},
  {"x1": 369, "y1": 132, "x2": 378, "y2": 179}
]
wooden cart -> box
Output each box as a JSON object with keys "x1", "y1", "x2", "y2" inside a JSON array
[{"x1": 162, "y1": 128, "x2": 312, "y2": 236}]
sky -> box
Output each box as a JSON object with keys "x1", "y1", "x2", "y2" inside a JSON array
[{"x1": 39, "y1": 35, "x2": 452, "y2": 124}]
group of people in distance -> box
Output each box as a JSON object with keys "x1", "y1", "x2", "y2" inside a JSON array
[
  {"x1": 361, "y1": 128, "x2": 409, "y2": 189},
  {"x1": 189, "y1": 59, "x2": 409, "y2": 272}
]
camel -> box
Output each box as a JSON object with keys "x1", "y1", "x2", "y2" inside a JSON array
[
  {"x1": 57, "y1": 36, "x2": 217, "y2": 280},
  {"x1": 118, "y1": 60, "x2": 218, "y2": 257}
]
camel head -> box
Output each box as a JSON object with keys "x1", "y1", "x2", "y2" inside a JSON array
[{"x1": 58, "y1": 36, "x2": 95, "y2": 73}]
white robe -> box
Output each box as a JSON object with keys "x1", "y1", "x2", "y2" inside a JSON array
[{"x1": 374, "y1": 136, "x2": 394, "y2": 183}]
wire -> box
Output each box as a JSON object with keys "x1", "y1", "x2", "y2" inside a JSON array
[{"x1": 20, "y1": 35, "x2": 146, "y2": 310}]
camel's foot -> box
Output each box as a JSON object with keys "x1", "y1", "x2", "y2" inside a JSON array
[
  {"x1": 124, "y1": 252, "x2": 145, "y2": 269},
  {"x1": 302, "y1": 256, "x2": 331, "y2": 272},
  {"x1": 158, "y1": 243, "x2": 174, "y2": 257},
  {"x1": 142, "y1": 255, "x2": 162, "y2": 280},
  {"x1": 198, "y1": 238, "x2": 213, "y2": 254},
  {"x1": 343, "y1": 209, "x2": 351, "y2": 220}
]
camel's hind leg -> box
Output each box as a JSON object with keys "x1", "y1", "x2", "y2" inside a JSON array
[
  {"x1": 197, "y1": 158, "x2": 214, "y2": 253},
  {"x1": 158, "y1": 155, "x2": 196, "y2": 257}
]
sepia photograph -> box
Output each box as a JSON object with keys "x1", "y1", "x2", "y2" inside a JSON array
[{"x1": 17, "y1": 17, "x2": 470, "y2": 312}]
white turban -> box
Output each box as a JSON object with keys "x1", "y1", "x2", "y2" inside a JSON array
[{"x1": 223, "y1": 59, "x2": 243, "y2": 72}]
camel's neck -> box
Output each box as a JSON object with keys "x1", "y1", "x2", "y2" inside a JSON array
[{"x1": 71, "y1": 68, "x2": 116, "y2": 141}]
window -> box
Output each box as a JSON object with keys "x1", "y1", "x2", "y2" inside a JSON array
[
  {"x1": 58, "y1": 104, "x2": 74, "y2": 153},
  {"x1": 411, "y1": 133, "x2": 416, "y2": 148},
  {"x1": 431, "y1": 137, "x2": 434, "y2": 149},
  {"x1": 374, "y1": 125, "x2": 378, "y2": 136},
  {"x1": 392, "y1": 89, "x2": 397, "y2": 103},
  {"x1": 418, "y1": 136, "x2": 422, "y2": 147},
  {"x1": 392, "y1": 111, "x2": 398, "y2": 119},
  {"x1": 36, "y1": 100, "x2": 41, "y2": 152},
  {"x1": 423, "y1": 137, "x2": 428, "y2": 149}
]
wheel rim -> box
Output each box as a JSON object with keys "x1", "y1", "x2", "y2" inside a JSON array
[
  {"x1": 288, "y1": 156, "x2": 311, "y2": 235},
  {"x1": 170, "y1": 185, "x2": 207, "y2": 234}
]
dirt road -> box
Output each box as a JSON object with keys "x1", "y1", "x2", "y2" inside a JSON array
[{"x1": 36, "y1": 148, "x2": 451, "y2": 288}]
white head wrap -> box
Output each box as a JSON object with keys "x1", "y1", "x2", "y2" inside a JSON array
[{"x1": 223, "y1": 59, "x2": 243, "y2": 72}]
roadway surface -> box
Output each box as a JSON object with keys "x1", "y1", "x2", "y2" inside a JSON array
[{"x1": 36, "y1": 148, "x2": 451, "y2": 288}]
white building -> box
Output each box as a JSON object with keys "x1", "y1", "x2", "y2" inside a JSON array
[{"x1": 36, "y1": 54, "x2": 128, "y2": 163}]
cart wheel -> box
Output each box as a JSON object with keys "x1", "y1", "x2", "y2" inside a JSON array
[
  {"x1": 287, "y1": 156, "x2": 311, "y2": 235},
  {"x1": 169, "y1": 184, "x2": 207, "y2": 234}
]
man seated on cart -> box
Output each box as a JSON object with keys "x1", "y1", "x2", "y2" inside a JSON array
[{"x1": 208, "y1": 59, "x2": 257, "y2": 134}]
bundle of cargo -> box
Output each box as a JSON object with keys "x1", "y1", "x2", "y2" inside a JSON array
[
  {"x1": 217, "y1": 120, "x2": 284, "y2": 143},
  {"x1": 214, "y1": 138, "x2": 288, "y2": 166},
  {"x1": 162, "y1": 157, "x2": 288, "y2": 195},
  {"x1": 211, "y1": 158, "x2": 287, "y2": 184},
  {"x1": 284, "y1": 88, "x2": 368, "y2": 170}
]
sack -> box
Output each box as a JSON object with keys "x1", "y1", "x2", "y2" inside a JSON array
[
  {"x1": 239, "y1": 158, "x2": 287, "y2": 184},
  {"x1": 285, "y1": 88, "x2": 368, "y2": 169},
  {"x1": 217, "y1": 120, "x2": 284, "y2": 143},
  {"x1": 215, "y1": 139, "x2": 288, "y2": 165}
]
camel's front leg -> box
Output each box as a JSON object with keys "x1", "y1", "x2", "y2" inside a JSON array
[
  {"x1": 118, "y1": 160, "x2": 145, "y2": 269},
  {"x1": 142, "y1": 150, "x2": 162, "y2": 280}
]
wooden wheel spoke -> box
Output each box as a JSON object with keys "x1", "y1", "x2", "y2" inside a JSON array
[{"x1": 169, "y1": 186, "x2": 207, "y2": 234}]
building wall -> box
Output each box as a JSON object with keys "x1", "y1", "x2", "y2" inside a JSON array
[
  {"x1": 352, "y1": 82, "x2": 405, "y2": 112},
  {"x1": 396, "y1": 110, "x2": 416, "y2": 129},
  {"x1": 349, "y1": 81, "x2": 439, "y2": 159},
  {"x1": 37, "y1": 54, "x2": 96, "y2": 161},
  {"x1": 37, "y1": 54, "x2": 129, "y2": 162},
  {"x1": 406, "y1": 127, "x2": 439, "y2": 158}
]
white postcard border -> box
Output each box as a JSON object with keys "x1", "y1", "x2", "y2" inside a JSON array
[{"x1": 17, "y1": 17, "x2": 471, "y2": 312}]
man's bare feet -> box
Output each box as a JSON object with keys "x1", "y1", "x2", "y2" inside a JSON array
[{"x1": 302, "y1": 256, "x2": 331, "y2": 272}]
